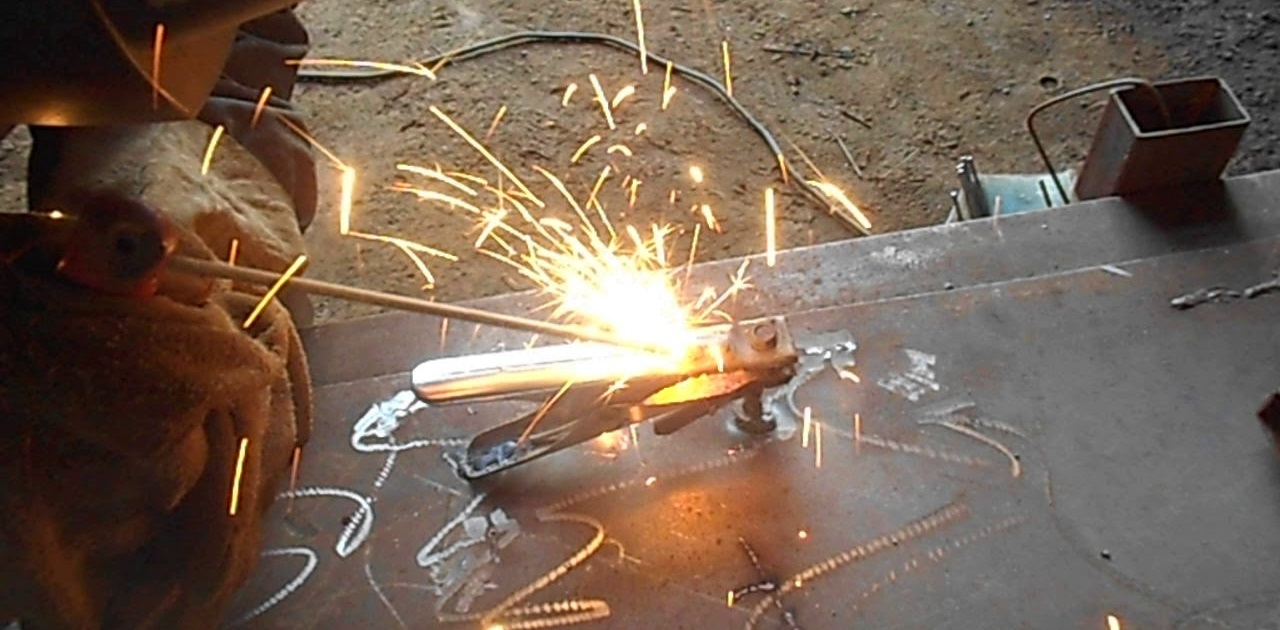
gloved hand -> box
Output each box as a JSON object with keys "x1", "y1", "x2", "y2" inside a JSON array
[{"x1": 0, "y1": 117, "x2": 313, "y2": 629}]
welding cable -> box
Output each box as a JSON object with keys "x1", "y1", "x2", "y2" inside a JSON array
[
  {"x1": 1025, "y1": 77, "x2": 1172, "y2": 202},
  {"x1": 292, "y1": 30, "x2": 842, "y2": 214}
]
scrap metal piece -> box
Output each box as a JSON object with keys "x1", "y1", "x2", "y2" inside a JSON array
[
  {"x1": 412, "y1": 316, "x2": 799, "y2": 480},
  {"x1": 1075, "y1": 76, "x2": 1251, "y2": 200}
]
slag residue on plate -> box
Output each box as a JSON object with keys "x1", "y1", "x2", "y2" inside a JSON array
[{"x1": 759, "y1": 330, "x2": 858, "y2": 439}]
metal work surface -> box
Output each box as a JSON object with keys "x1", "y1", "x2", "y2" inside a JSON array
[{"x1": 233, "y1": 171, "x2": 1280, "y2": 629}]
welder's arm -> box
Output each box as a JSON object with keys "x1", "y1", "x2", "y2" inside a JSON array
[{"x1": 0, "y1": 3, "x2": 321, "y2": 629}]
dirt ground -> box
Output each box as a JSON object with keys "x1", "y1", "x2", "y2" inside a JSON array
[{"x1": 0, "y1": 1, "x2": 1276, "y2": 323}]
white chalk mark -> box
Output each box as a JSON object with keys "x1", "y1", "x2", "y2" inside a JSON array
[
  {"x1": 418, "y1": 493, "x2": 488, "y2": 567},
  {"x1": 937, "y1": 421, "x2": 1022, "y2": 478},
  {"x1": 352, "y1": 390, "x2": 467, "y2": 453},
  {"x1": 365, "y1": 551, "x2": 409, "y2": 630},
  {"x1": 227, "y1": 547, "x2": 319, "y2": 626},
  {"x1": 876, "y1": 349, "x2": 941, "y2": 402},
  {"x1": 278, "y1": 486, "x2": 374, "y2": 558}
]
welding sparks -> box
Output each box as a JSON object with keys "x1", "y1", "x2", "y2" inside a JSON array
[
  {"x1": 854, "y1": 412, "x2": 862, "y2": 453},
  {"x1": 726, "y1": 591, "x2": 735, "y2": 607},
  {"x1": 338, "y1": 167, "x2": 356, "y2": 235},
  {"x1": 588, "y1": 74, "x2": 617, "y2": 131},
  {"x1": 1107, "y1": 615, "x2": 1122, "y2": 630},
  {"x1": 802, "y1": 406, "x2": 812, "y2": 448},
  {"x1": 228, "y1": 437, "x2": 249, "y2": 516},
  {"x1": 201, "y1": 125, "x2": 225, "y2": 176},
  {"x1": 227, "y1": 239, "x2": 240, "y2": 266},
  {"x1": 645, "y1": 476, "x2": 658, "y2": 486},
  {"x1": 243, "y1": 255, "x2": 308, "y2": 329},
  {"x1": 689, "y1": 165, "x2": 705, "y2": 185},
  {"x1": 632, "y1": 0, "x2": 649, "y2": 74},
  {"x1": 629, "y1": 178, "x2": 642, "y2": 208},
  {"x1": 798, "y1": 530, "x2": 809, "y2": 540},
  {"x1": 606, "y1": 144, "x2": 633, "y2": 157},
  {"x1": 250, "y1": 86, "x2": 273, "y2": 128},
  {"x1": 519, "y1": 381, "x2": 574, "y2": 446},
  {"x1": 151, "y1": 23, "x2": 165, "y2": 110},
  {"x1": 611, "y1": 85, "x2": 637, "y2": 109},
  {"x1": 807, "y1": 180, "x2": 873, "y2": 232},
  {"x1": 721, "y1": 40, "x2": 734, "y2": 97},
  {"x1": 485, "y1": 105, "x2": 509, "y2": 140},
  {"x1": 814, "y1": 419, "x2": 823, "y2": 468},
  {"x1": 662, "y1": 61, "x2": 676, "y2": 110},
  {"x1": 430, "y1": 106, "x2": 543, "y2": 207},
  {"x1": 764, "y1": 187, "x2": 777, "y2": 267},
  {"x1": 397, "y1": 164, "x2": 479, "y2": 197},
  {"x1": 571, "y1": 135, "x2": 602, "y2": 164},
  {"x1": 634, "y1": 122, "x2": 648, "y2": 135},
  {"x1": 699, "y1": 204, "x2": 722, "y2": 233},
  {"x1": 562, "y1": 83, "x2": 579, "y2": 107},
  {"x1": 289, "y1": 58, "x2": 437, "y2": 79}
]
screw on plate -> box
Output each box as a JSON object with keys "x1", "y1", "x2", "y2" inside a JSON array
[{"x1": 748, "y1": 321, "x2": 778, "y2": 351}]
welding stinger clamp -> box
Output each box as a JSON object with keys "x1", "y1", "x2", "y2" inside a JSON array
[{"x1": 411, "y1": 316, "x2": 799, "y2": 480}]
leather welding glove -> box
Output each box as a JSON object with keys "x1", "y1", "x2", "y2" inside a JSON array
[{"x1": 0, "y1": 119, "x2": 313, "y2": 630}]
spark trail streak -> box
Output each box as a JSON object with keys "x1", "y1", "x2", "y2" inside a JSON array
[
  {"x1": 243, "y1": 255, "x2": 307, "y2": 329},
  {"x1": 588, "y1": 74, "x2": 617, "y2": 131},
  {"x1": 201, "y1": 125, "x2": 225, "y2": 175},
  {"x1": 429, "y1": 106, "x2": 543, "y2": 207},
  {"x1": 632, "y1": 0, "x2": 648, "y2": 74},
  {"x1": 229, "y1": 437, "x2": 249, "y2": 516},
  {"x1": 764, "y1": 188, "x2": 777, "y2": 267}
]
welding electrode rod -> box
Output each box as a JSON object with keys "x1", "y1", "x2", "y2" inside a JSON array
[{"x1": 168, "y1": 255, "x2": 661, "y2": 352}]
